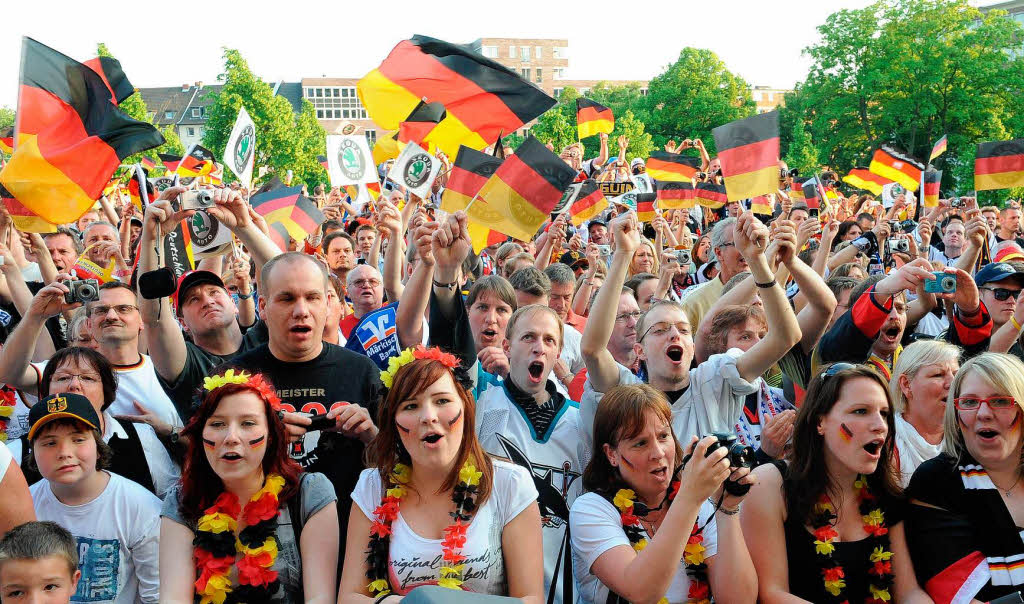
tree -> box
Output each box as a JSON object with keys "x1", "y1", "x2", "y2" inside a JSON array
[
  {"x1": 530, "y1": 86, "x2": 653, "y2": 162},
  {"x1": 639, "y1": 47, "x2": 755, "y2": 155},
  {"x1": 0, "y1": 106, "x2": 13, "y2": 131},
  {"x1": 614, "y1": 110, "x2": 655, "y2": 161},
  {"x1": 529, "y1": 87, "x2": 580, "y2": 153},
  {"x1": 202, "y1": 48, "x2": 326, "y2": 188},
  {"x1": 786, "y1": 116, "x2": 820, "y2": 176}
]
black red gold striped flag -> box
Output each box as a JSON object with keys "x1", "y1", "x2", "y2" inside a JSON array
[
  {"x1": 646, "y1": 152, "x2": 699, "y2": 182},
  {"x1": 177, "y1": 144, "x2": 216, "y2": 177},
  {"x1": 568, "y1": 179, "x2": 608, "y2": 226},
  {"x1": 576, "y1": 98, "x2": 613, "y2": 140},
  {"x1": 654, "y1": 180, "x2": 695, "y2": 210},
  {"x1": 473, "y1": 135, "x2": 576, "y2": 244},
  {"x1": 869, "y1": 145, "x2": 923, "y2": 191},
  {"x1": 317, "y1": 155, "x2": 329, "y2": 171},
  {"x1": 441, "y1": 145, "x2": 503, "y2": 214},
  {"x1": 0, "y1": 38, "x2": 163, "y2": 225},
  {"x1": 159, "y1": 153, "x2": 181, "y2": 172},
  {"x1": 801, "y1": 179, "x2": 822, "y2": 210},
  {"x1": 788, "y1": 182, "x2": 805, "y2": 202},
  {"x1": 751, "y1": 195, "x2": 773, "y2": 216},
  {"x1": 975, "y1": 139, "x2": 1024, "y2": 191},
  {"x1": 140, "y1": 156, "x2": 155, "y2": 170},
  {"x1": 0, "y1": 127, "x2": 12, "y2": 154},
  {"x1": 267, "y1": 222, "x2": 292, "y2": 253},
  {"x1": 250, "y1": 185, "x2": 326, "y2": 242},
  {"x1": 357, "y1": 35, "x2": 556, "y2": 158},
  {"x1": 712, "y1": 111, "x2": 780, "y2": 202},
  {"x1": 397, "y1": 100, "x2": 446, "y2": 150},
  {"x1": 842, "y1": 168, "x2": 892, "y2": 196},
  {"x1": 127, "y1": 165, "x2": 151, "y2": 212},
  {"x1": 636, "y1": 193, "x2": 657, "y2": 223},
  {"x1": 929, "y1": 135, "x2": 947, "y2": 162},
  {"x1": 923, "y1": 169, "x2": 942, "y2": 207},
  {"x1": 1, "y1": 183, "x2": 56, "y2": 232},
  {"x1": 82, "y1": 56, "x2": 134, "y2": 105},
  {"x1": 695, "y1": 182, "x2": 728, "y2": 209}
]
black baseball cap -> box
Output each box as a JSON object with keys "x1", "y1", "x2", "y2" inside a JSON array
[
  {"x1": 975, "y1": 262, "x2": 1024, "y2": 287},
  {"x1": 28, "y1": 393, "x2": 101, "y2": 440},
  {"x1": 174, "y1": 270, "x2": 226, "y2": 316},
  {"x1": 559, "y1": 250, "x2": 588, "y2": 271}
]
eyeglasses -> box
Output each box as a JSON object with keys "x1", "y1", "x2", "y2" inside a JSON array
[
  {"x1": 351, "y1": 279, "x2": 382, "y2": 289},
  {"x1": 954, "y1": 396, "x2": 1017, "y2": 411},
  {"x1": 51, "y1": 373, "x2": 101, "y2": 385},
  {"x1": 822, "y1": 362, "x2": 857, "y2": 380},
  {"x1": 88, "y1": 304, "x2": 138, "y2": 317},
  {"x1": 638, "y1": 322, "x2": 689, "y2": 341},
  {"x1": 614, "y1": 310, "x2": 642, "y2": 324},
  {"x1": 980, "y1": 287, "x2": 1022, "y2": 301}
]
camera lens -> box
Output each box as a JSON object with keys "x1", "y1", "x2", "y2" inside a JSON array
[
  {"x1": 78, "y1": 284, "x2": 97, "y2": 300},
  {"x1": 942, "y1": 276, "x2": 956, "y2": 291}
]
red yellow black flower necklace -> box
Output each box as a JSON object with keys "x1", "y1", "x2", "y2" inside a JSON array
[
  {"x1": 193, "y1": 474, "x2": 285, "y2": 604},
  {"x1": 809, "y1": 474, "x2": 894, "y2": 604},
  {"x1": 366, "y1": 461, "x2": 483, "y2": 598}
]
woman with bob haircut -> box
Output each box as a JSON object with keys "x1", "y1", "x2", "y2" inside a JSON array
[
  {"x1": 741, "y1": 363, "x2": 931, "y2": 603},
  {"x1": 159, "y1": 369, "x2": 339, "y2": 603},
  {"x1": 905, "y1": 352, "x2": 1024, "y2": 603},
  {"x1": 338, "y1": 346, "x2": 543, "y2": 603},
  {"x1": 627, "y1": 238, "x2": 659, "y2": 279},
  {"x1": 570, "y1": 383, "x2": 757, "y2": 604}
]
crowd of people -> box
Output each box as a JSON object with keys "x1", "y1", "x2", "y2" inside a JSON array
[{"x1": 2, "y1": 132, "x2": 1024, "y2": 604}]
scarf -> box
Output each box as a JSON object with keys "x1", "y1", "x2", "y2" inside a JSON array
[{"x1": 894, "y1": 413, "x2": 941, "y2": 486}]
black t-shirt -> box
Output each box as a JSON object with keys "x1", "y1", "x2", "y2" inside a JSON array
[
  {"x1": 995, "y1": 233, "x2": 1024, "y2": 249},
  {"x1": 1, "y1": 281, "x2": 67, "y2": 349},
  {"x1": 226, "y1": 342, "x2": 382, "y2": 561}
]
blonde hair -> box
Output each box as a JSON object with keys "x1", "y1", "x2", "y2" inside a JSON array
[
  {"x1": 942, "y1": 353, "x2": 1024, "y2": 459},
  {"x1": 889, "y1": 340, "x2": 961, "y2": 414},
  {"x1": 629, "y1": 238, "x2": 660, "y2": 278}
]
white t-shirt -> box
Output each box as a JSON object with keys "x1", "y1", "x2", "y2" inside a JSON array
[
  {"x1": 30, "y1": 472, "x2": 161, "y2": 604},
  {"x1": 350, "y1": 460, "x2": 538, "y2": 596},
  {"x1": 560, "y1": 323, "x2": 586, "y2": 376},
  {"x1": 0, "y1": 440, "x2": 11, "y2": 477},
  {"x1": 570, "y1": 492, "x2": 719, "y2": 604}
]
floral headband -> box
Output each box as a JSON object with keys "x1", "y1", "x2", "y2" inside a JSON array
[
  {"x1": 380, "y1": 345, "x2": 459, "y2": 389},
  {"x1": 203, "y1": 369, "x2": 282, "y2": 411}
]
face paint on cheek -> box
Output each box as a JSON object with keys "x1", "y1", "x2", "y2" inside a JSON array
[
  {"x1": 1010, "y1": 412, "x2": 1021, "y2": 430},
  {"x1": 202, "y1": 438, "x2": 216, "y2": 449},
  {"x1": 396, "y1": 421, "x2": 411, "y2": 434},
  {"x1": 248, "y1": 435, "x2": 266, "y2": 449},
  {"x1": 839, "y1": 423, "x2": 854, "y2": 443},
  {"x1": 447, "y1": 409, "x2": 462, "y2": 427},
  {"x1": 619, "y1": 454, "x2": 637, "y2": 469}
]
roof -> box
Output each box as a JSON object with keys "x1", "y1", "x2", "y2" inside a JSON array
[
  {"x1": 273, "y1": 82, "x2": 304, "y2": 112},
  {"x1": 137, "y1": 82, "x2": 302, "y2": 127}
]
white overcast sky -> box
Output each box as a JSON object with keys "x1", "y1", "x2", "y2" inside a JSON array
[{"x1": 2, "y1": 0, "x2": 882, "y2": 109}]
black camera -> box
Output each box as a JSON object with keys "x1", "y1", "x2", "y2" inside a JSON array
[
  {"x1": 705, "y1": 432, "x2": 754, "y2": 496},
  {"x1": 305, "y1": 413, "x2": 335, "y2": 432},
  {"x1": 951, "y1": 198, "x2": 964, "y2": 209},
  {"x1": 62, "y1": 279, "x2": 99, "y2": 305},
  {"x1": 780, "y1": 168, "x2": 799, "y2": 179}
]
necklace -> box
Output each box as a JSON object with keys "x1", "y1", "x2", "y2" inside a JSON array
[
  {"x1": 367, "y1": 461, "x2": 483, "y2": 599},
  {"x1": 193, "y1": 473, "x2": 285, "y2": 604},
  {"x1": 612, "y1": 481, "x2": 710, "y2": 604},
  {"x1": 991, "y1": 473, "x2": 1022, "y2": 497},
  {"x1": 810, "y1": 475, "x2": 894, "y2": 604}
]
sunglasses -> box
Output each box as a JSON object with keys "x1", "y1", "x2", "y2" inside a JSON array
[
  {"x1": 822, "y1": 362, "x2": 857, "y2": 380},
  {"x1": 954, "y1": 396, "x2": 1017, "y2": 411},
  {"x1": 980, "y1": 287, "x2": 1022, "y2": 301}
]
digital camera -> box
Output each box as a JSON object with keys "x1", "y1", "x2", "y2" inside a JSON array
[
  {"x1": 951, "y1": 198, "x2": 964, "y2": 209},
  {"x1": 180, "y1": 190, "x2": 215, "y2": 211},
  {"x1": 924, "y1": 272, "x2": 957, "y2": 294},
  {"x1": 888, "y1": 238, "x2": 910, "y2": 254},
  {"x1": 674, "y1": 249, "x2": 691, "y2": 265},
  {"x1": 596, "y1": 245, "x2": 612, "y2": 257},
  {"x1": 705, "y1": 432, "x2": 755, "y2": 496},
  {"x1": 62, "y1": 279, "x2": 99, "y2": 305}
]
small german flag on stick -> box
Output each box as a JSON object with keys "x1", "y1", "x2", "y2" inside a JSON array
[
  {"x1": 922, "y1": 169, "x2": 942, "y2": 207},
  {"x1": 646, "y1": 152, "x2": 699, "y2": 182},
  {"x1": 975, "y1": 139, "x2": 1024, "y2": 191},
  {"x1": 576, "y1": 98, "x2": 614, "y2": 140},
  {"x1": 869, "y1": 145, "x2": 923, "y2": 191},
  {"x1": 177, "y1": 144, "x2": 216, "y2": 177},
  {"x1": 250, "y1": 185, "x2": 326, "y2": 242},
  {"x1": 654, "y1": 180, "x2": 695, "y2": 210},
  {"x1": 317, "y1": 155, "x2": 329, "y2": 171},
  {"x1": 636, "y1": 193, "x2": 657, "y2": 223},
  {"x1": 0, "y1": 127, "x2": 12, "y2": 155},
  {"x1": 159, "y1": 153, "x2": 181, "y2": 173},
  {"x1": 441, "y1": 146, "x2": 503, "y2": 214},
  {"x1": 751, "y1": 195, "x2": 773, "y2": 216},
  {"x1": 695, "y1": 182, "x2": 727, "y2": 209},
  {"x1": 842, "y1": 168, "x2": 892, "y2": 196},
  {"x1": 801, "y1": 179, "x2": 821, "y2": 210},
  {"x1": 929, "y1": 135, "x2": 948, "y2": 163},
  {"x1": 712, "y1": 111, "x2": 780, "y2": 202},
  {"x1": 568, "y1": 179, "x2": 608, "y2": 226},
  {"x1": 140, "y1": 156, "x2": 155, "y2": 170}
]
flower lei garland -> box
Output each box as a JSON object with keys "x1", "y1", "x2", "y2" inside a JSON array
[
  {"x1": 203, "y1": 369, "x2": 282, "y2": 410},
  {"x1": 611, "y1": 482, "x2": 710, "y2": 604},
  {"x1": 194, "y1": 474, "x2": 286, "y2": 604},
  {"x1": 0, "y1": 385, "x2": 16, "y2": 442},
  {"x1": 380, "y1": 346, "x2": 460, "y2": 389},
  {"x1": 810, "y1": 475, "x2": 894, "y2": 604},
  {"x1": 367, "y1": 461, "x2": 482, "y2": 597}
]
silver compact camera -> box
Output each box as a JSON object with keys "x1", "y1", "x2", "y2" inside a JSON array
[
  {"x1": 62, "y1": 279, "x2": 99, "y2": 305},
  {"x1": 674, "y1": 249, "x2": 691, "y2": 265},
  {"x1": 180, "y1": 190, "x2": 215, "y2": 211},
  {"x1": 596, "y1": 245, "x2": 612, "y2": 257},
  {"x1": 888, "y1": 238, "x2": 910, "y2": 254}
]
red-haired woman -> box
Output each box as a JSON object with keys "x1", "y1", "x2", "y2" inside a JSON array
[
  {"x1": 338, "y1": 346, "x2": 544, "y2": 603},
  {"x1": 159, "y1": 370, "x2": 339, "y2": 603}
]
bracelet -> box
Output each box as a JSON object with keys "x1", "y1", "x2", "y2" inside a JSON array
[
  {"x1": 754, "y1": 279, "x2": 777, "y2": 289},
  {"x1": 709, "y1": 497, "x2": 741, "y2": 515},
  {"x1": 1013, "y1": 316, "x2": 1023, "y2": 332},
  {"x1": 432, "y1": 279, "x2": 457, "y2": 291},
  {"x1": 237, "y1": 291, "x2": 254, "y2": 300}
]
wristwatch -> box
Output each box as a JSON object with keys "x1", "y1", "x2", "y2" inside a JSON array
[{"x1": 169, "y1": 426, "x2": 181, "y2": 446}]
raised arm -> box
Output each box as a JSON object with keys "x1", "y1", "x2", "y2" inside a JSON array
[
  {"x1": 955, "y1": 209, "x2": 987, "y2": 275},
  {"x1": 377, "y1": 199, "x2": 405, "y2": 304},
  {"x1": 572, "y1": 244, "x2": 602, "y2": 317},
  {"x1": 204, "y1": 189, "x2": 280, "y2": 272},
  {"x1": 581, "y1": 212, "x2": 640, "y2": 392},
  {"x1": 396, "y1": 223, "x2": 436, "y2": 349},
  {"x1": 0, "y1": 280, "x2": 81, "y2": 394}
]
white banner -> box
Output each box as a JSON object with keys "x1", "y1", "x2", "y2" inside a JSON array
[
  {"x1": 223, "y1": 106, "x2": 256, "y2": 188},
  {"x1": 326, "y1": 135, "x2": 377, "y2": 187},
  {"x1": 389, "y1": 142, "x2": 441, "y2": 199}
]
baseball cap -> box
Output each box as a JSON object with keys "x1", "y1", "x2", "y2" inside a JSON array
[
  {"x1": 994, "y1": 244, "x2": 1024, "y2": 263},
  {"x1": 588, "y1": 219, "x2": 607, "y2": 229},
  {"x1": 174, "y1": 270, "x2": 226, "y2": 316},
  {"x1": 630, "y1": 158, "x2": 644, "y2": 168},
  {"x1": 559, "y1": 250, "x2": 588, "y2": 271},
  {"x1": 28, "y1": 393, "x2": 101, "y2": 440},
  {"x1": 975, "y1": 262, "x2": 1024, "y2": 287}
]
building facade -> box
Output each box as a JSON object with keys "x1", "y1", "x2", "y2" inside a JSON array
[
  {"x1": 752, "y1": 85, "x2": 790, "y2": 113},
  {"x1": 980, "y1": 0, "x2": 1024, "y2": 56}
]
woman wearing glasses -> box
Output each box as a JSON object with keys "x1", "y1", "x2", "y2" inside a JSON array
[
  {"x1": 741, "y1": 363, "x2": 931, "y2": 603},
  {"x1": 905, "y1": 352, "x2": 1024, "y2": 603}
]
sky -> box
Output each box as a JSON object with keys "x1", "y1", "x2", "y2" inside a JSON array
[{"x1": 1, "y1": 0, "x2": 880, "y2": 109}]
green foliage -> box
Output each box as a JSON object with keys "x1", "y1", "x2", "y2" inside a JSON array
[
  {"x1": 530, "y1": 86, "x2": 653, "y2": 162},
  {"x1": 0, "y1": 106, "x2": 13, "y2": 131},
  {"x1": 201, "y1": 48, "x2": 326, "y2": 188},
  {"x1": 530, "y1": 87, "x2": 579, "y2": 152},
  {"x1": 160, "y1": 125, "x2": 184, "y2": 156},
  {"x1": 786, "y1": 0, "x2": 1024, "y2": 196},
  {"x1": 785, "y1": 115, "x2": 820, "y2": 175}
]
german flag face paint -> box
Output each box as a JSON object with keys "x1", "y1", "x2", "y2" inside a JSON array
[
  {"x1": 202, "y1": 438, "x2": 216, "y2": 450},
  {"x1": 840, "y1": 423, "x2": 854, "y2": 443},
  {"x1": 248, "y1": 435, "x2": 266, "y2": 449},
  {"x1": 447, "y1": 409, "x2": 462, "y2": 428}
]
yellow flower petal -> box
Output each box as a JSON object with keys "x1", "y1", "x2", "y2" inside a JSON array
[
  {"x1": 459, "y1": 462, "x2": 482, "y2": 487},
  {"x1": 684, "y1": 541, "x2": 706, "y2": 565},
  {"x1": 814, "y1": 540, "x2": 835, "y2": 555},
  {"x1": 870, "y1": 546, "x2": 894, "y2": 562},
  {"x1": 437, "y1": 577, "x2": 463, "y2": 589},
  {"x1": 391, "y1": 463, "x2": 411, "y2": 484},
  {"x1": 197, "y1": 513, "x2": 237, "y2": 534},
  {"x1": 367, "y1": 579, "x2": 390, "y2": 595},
  {"x1": 824, "y1": 578, "x2": 846, "y2": 596},
  {"x1": 613, "y1": 489, "x2": 636, "y2": 511},
  {"x1": 387, "y1": 486, "x2": 407, "y2": 499},
  {"x1": 632, "y1": 538, "x2": 648, "y2": 552},
  {"x1": 869, "y1": 585, "x2": 891, "y2": 601}
]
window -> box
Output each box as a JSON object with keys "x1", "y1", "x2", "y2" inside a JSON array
[
  {"x1": 554, "y1": 67, "x2": 566, "y2": 80},
  {"x1": 191, "y1": 107, "x2": 201, "y2": 118},
  {"x1": 535, "y1": 68, "x2": 542, "y2": 83},
  {"x1": 309, "y1": 86, "x2": 365, "y2": 119},
  {"x1": 521, "y1": 68, "x2": 530, "y2": 80},
  {"x1": 553, "y1": 88, "x2": 563, "y2": 98},
  {"x1": 482, "y1": 46, "x2": 498, "y2": 58},
  {"x1": 305, "y1": 87, "x2": 313, "y2": 97},
  {"x1": 164, "y1": 111, "x2": 175, "y2": 120},
  {"x1": 315, "y1": 88, "x2": 323, "y2": 97},
  {"x1": 317, "y1": 110, "x2": 324, "y2": 119},
  {"x1": 535, "y1": 46, "x2": 542, "y2": 59},
  {"x1": 553, "y1": 47, "x2": 569, "y2": 60},
  {"x1": 187, "y1": 127, "x2": 195, "y2": 136},
  {"x1": 509, "y1": 45, "x2": 516, "y2": 58},
  {"x1": 365, "y1": 130, "x2": 377, "y2": 144},
  {"x1": 520, "y1": 46, "x2": 530, "y2": 62},
  {"x1": 640, "y1": 88, "x2": 648, "y2": 96}
]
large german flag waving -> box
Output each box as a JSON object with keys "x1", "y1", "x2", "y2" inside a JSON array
[
  {"x1": 0, "y1": 38, "x2": 163, "y2": 225},
  {"x1": 441, "y1": 145, "x2": 503, "y2": 214},
  {"x1": 397, "y1": 100, "x2": 446, "y2": 149},
  {"x1": 975, "y1": 139, "x2": 1024, "y2": 191},
  {"x1": 712, "y1": 111, "x2": 780, "y2": 202},
  {"x1": 654, "y1": 180, "x2": 695, "y2": 210},
  {"x1": 357, "y1": 36, "x2": 555, "y2": 158},
  {"x1": 576, "y1": 98, "x2": 613, "y2": 140},
  {"x1": 646, "y1": 152, "x2": 699, "y2": 182},
  {"x1": 869, "y1": 146, "x2": 923, "y2": 191}
]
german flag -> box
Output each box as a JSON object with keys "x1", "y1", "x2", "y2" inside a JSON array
[
  {"x1": 0, "y1": 38, "x2": 163, "y2": 225},
  {"x1": 695, "y1": 182, "x2": 727, "y2": 209},
  {"x1": 317, "y1": 155, "x2": 329, "y2": 171},
  {"x1": 654, "y1": 180, "x2": 695, "y2": 210},
  {"x1": 801, "y1": 178, "x2": 821, "y2": 210},
  {"x1": 250, "y1": 185, "x2": 326, "y2": 242},
  {"x1": 712, "y1": 111, "x2": 779, "y2": 202},
  {"x1": 929, "y1": 135, "x2": 947, "y2": 162},
  {"x1": 372, "y1": 133, "x2": 402, "y2": 166},
  {"x1": 788, "y1": 182, "x2": 805, "y2": 203},
  {"x1": 266, "y1": 222, "x2": 292, "y2": 253},
  {"x1": 466, "y1": 223, "x2": 510, "y2": 253},
  {"x1": 923, "y1": 169, "x2": 942, "y2": 207},
  {"x1": 474, "y1": 136, "x2": 576, "y2": 242},
  {"x1": 0, "y1": 184, "x2": 56, "y2": 232},
  {"x1": 177, "y1": 145, "x2": 216, "y2": 177},
  {"x1": 159, "y1": 153, "x2": 181, "y2": 173},
  {"x1": 568, "y1": 179, "x2": 608, "y2": 226},
  {"x1": 646, "y1": 152, "x2": 699, "y2": 182},
  {"x1": 576, "y1": 98, "x2": 613, "y2": 140},
  {"x1": 441, "y1": 145, "x2": 503, "y2": 214},
  {"x1": 842, "y1": 168, "x2": 891, "y2": 196},
  {"x1": 397, "y1": 100, "x2": 446, "y2": 148},
  {"x1": 0, "y1": 127, "x2": 12, "y2": 155},
  {"x1": 975, "y1": 139, "x2": 1024, "y2": 191},
  {"x1": 82, "y1": 56, "x2": 135, "y2": 105},
  {"x1": 127, "y1": 165, "x2": 151, "y2": 212},
  {"x1": 751, "y1": 195, "x2": 773, "y2": 216},
  {"x1": 636, "y1": 192, "x2": 657, "y2": 223},
  {"x1": 357, "y1": 35, "x2": 555, "y2": 158},
  {"x1": 140, "y1": 156, "x2": 155, "y2": 170},
  {"x1": 869, "y1": 146, "x2": 923, "y2": 191}
]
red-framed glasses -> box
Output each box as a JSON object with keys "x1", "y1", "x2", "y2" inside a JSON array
[{"x1": 953, "y1": 396, "x2": 1017, "y2": 412}]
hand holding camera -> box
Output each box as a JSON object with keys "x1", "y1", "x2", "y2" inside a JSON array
[{"x1": 29, "y1": 274, "x2": 90, "y2": 319}]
